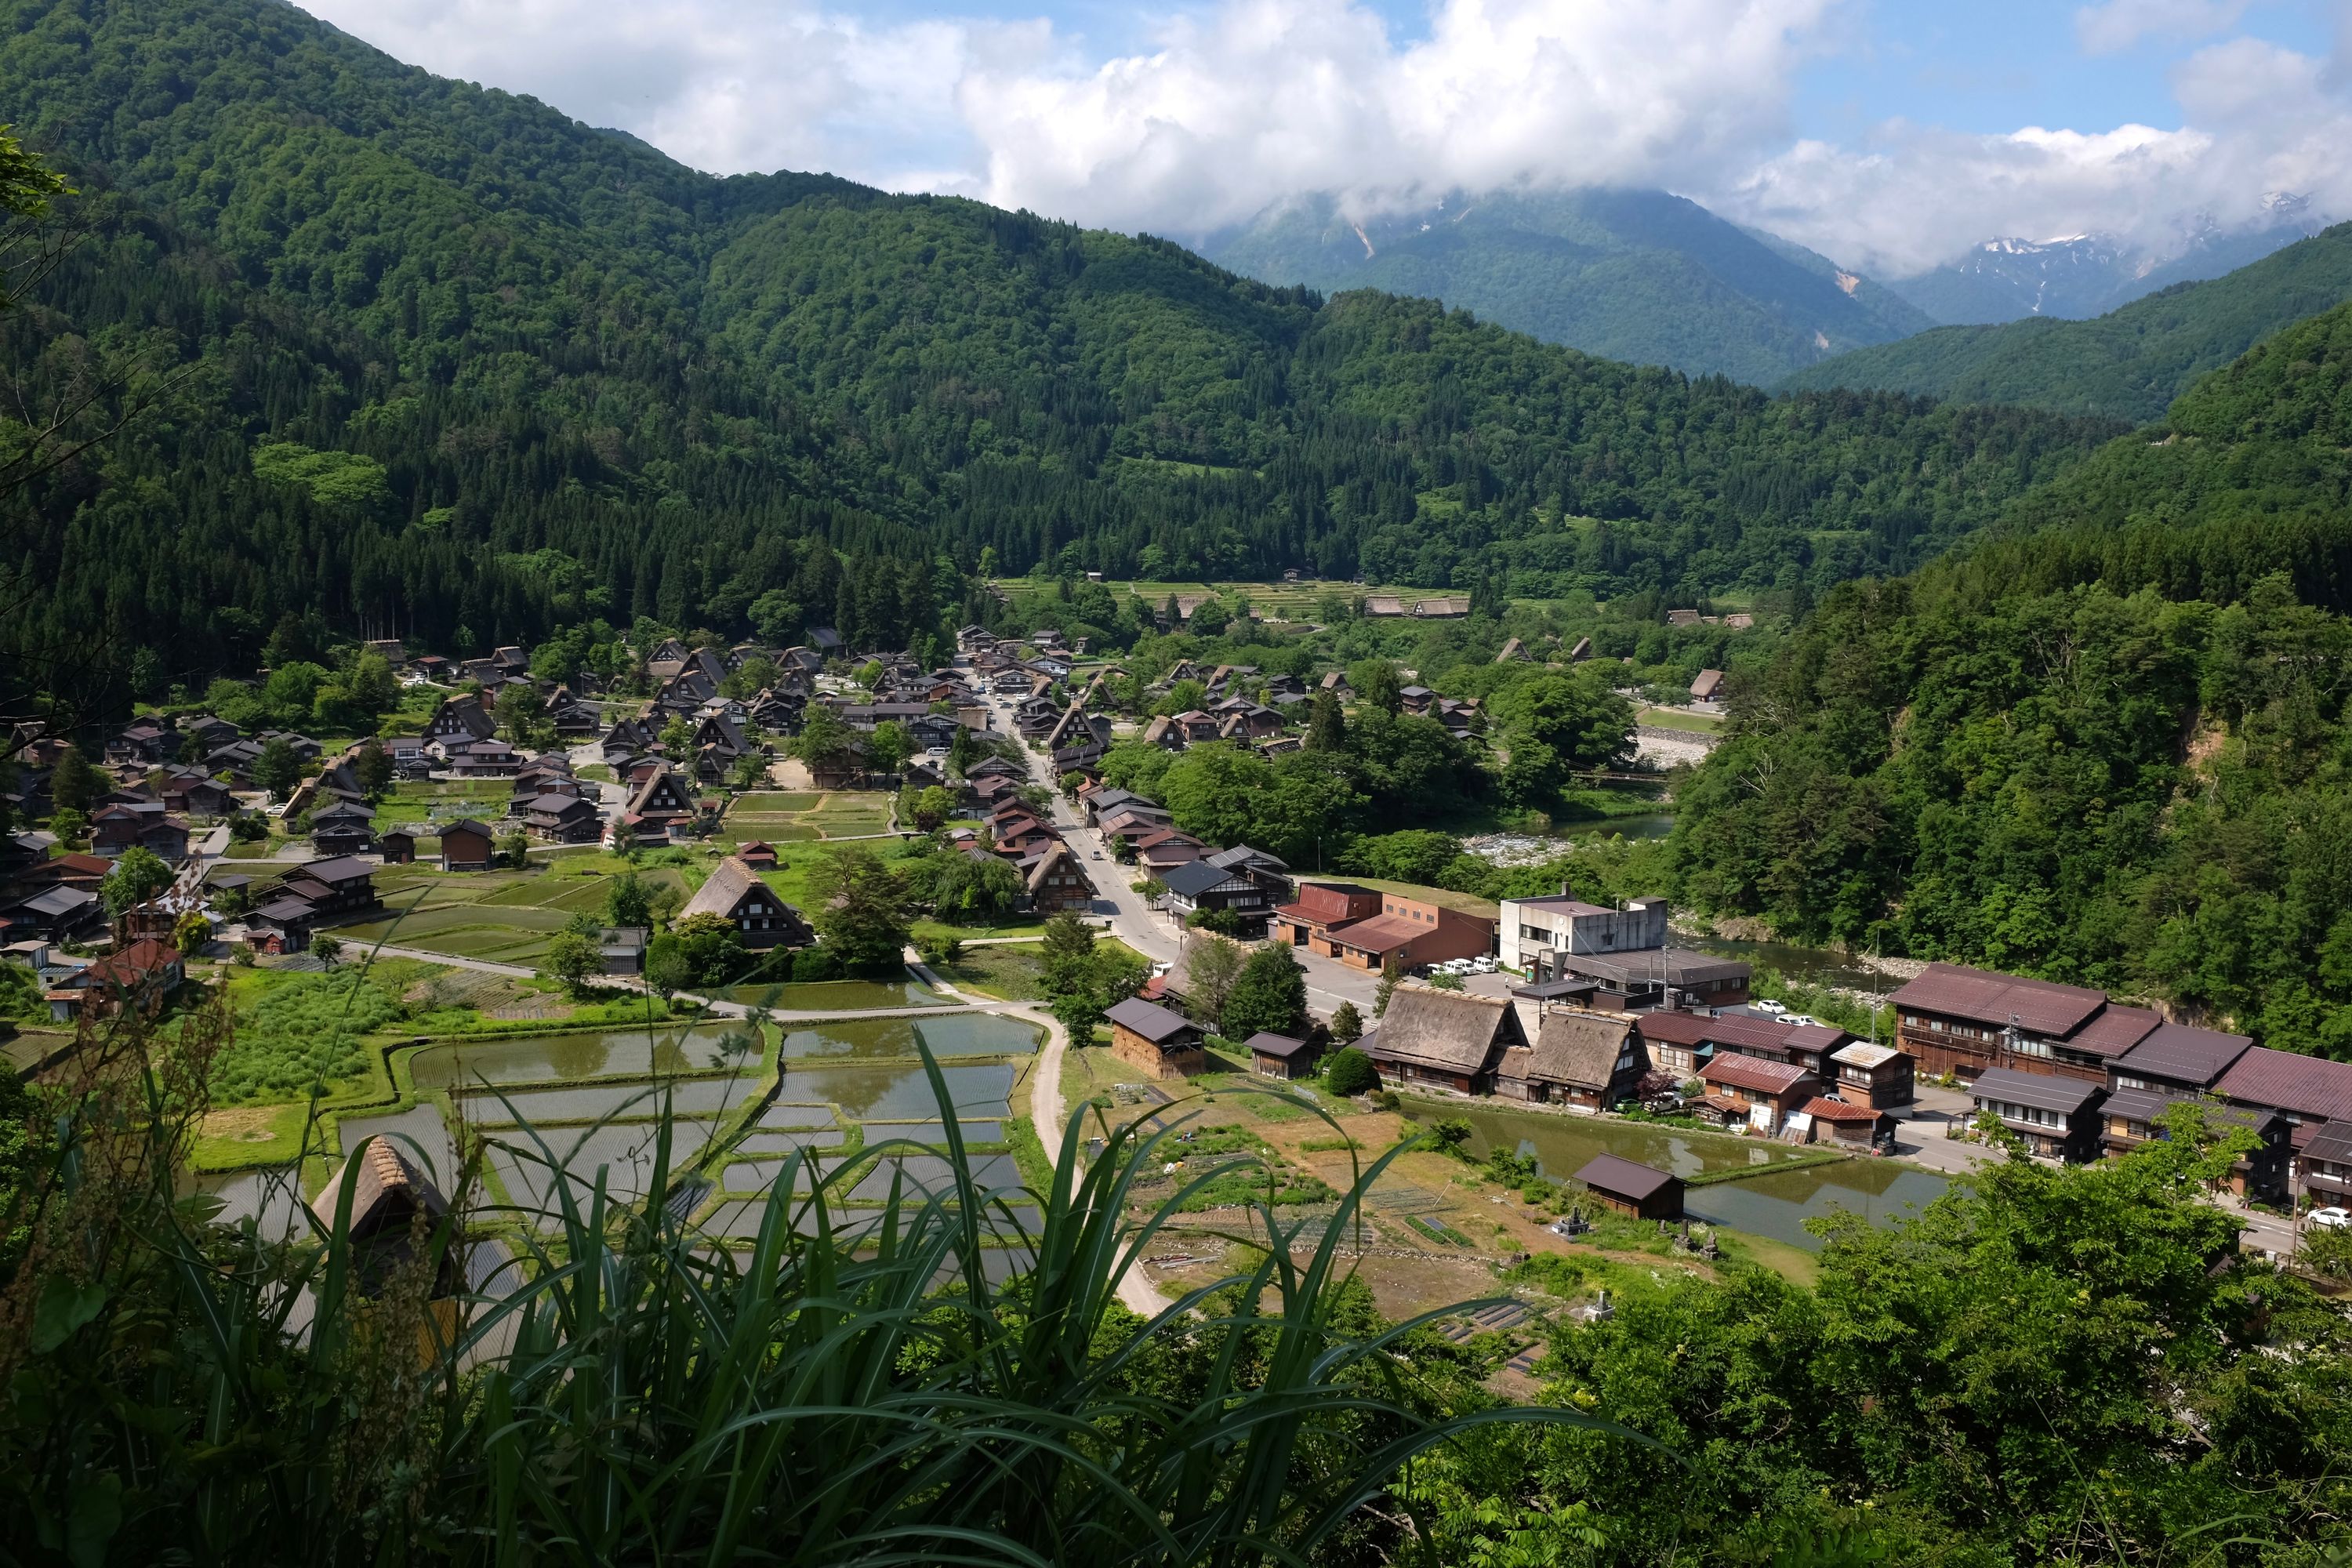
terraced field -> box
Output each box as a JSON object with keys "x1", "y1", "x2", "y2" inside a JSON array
[
  {"x1": 341, "y1": 856, "x2": 691, "y2": 964},
  {"x1": 723, "y1": 789, "x2": 895, "y2": 844}
]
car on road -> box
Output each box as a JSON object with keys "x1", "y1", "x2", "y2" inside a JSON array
[
  {"x1": 2312, "y1": 1207, "x2": 2352, "y2": 1231},
  {"x1": 1753, "y1": 1000, "x2": 1788, "y2": 1016},
  {"x1": 1784, "y1": 1014, "x2": 1821, "y2": 1029}
]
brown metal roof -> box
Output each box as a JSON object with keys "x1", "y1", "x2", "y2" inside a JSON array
[
  {"x1": 1243, "y1": 1031, "x2": 1313, "y2": 1059},
  {"x1": 1325, "y1": 913, "x2": 1434, "y2": 956},
  {"x1": 2064, "y1": 1004, "x2": 2162, "y2": 1058},
  {"x1": 2116, "y1": 1022, "x2": 2252, "y2": 1086},
  {"x1": 1801, "y1": 1096, "x2": 1884, "y2": 1123},
  {"x1": 1698, "y1": 1053, "x2": 1813, "y2": 1093},
  {"x1": 1889, "y1": 962, "x2": 2105, "y2": 1036},
  {"x1": 2215, "y1": 1047, "x2": 2352, "y2": 1123},
  {"x1": 1968, "y1": 1066, "x2": 2103, "y2": 1115},
  {"x1": 1572, "y1": 1153, "x2": 1679, "y2": 1201},
  {"x1": 1106, "y1": 997, "x2": 1197, "y2": 1044}
]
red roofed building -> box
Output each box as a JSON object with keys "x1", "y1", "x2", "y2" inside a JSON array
[
  {"x1": 1697, "y1": 1053, "x2": 1820, "y2": 1134},
  {"x1": 1889, "y1": 962, "x2": 2158, "y2": 1083},
  {"x1": 1272, "y1": 881, "x2": 1384, "y2": 954},
  {"x1": 2213, "y1": 1047, "x2": 2352, "y2": 1193},
  {"x1": 80, "y1": 938, "x2": 183, "y2": 1018}
]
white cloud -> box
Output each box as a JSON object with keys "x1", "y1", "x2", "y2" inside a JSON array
[
  {"x1": 956, "y1": 0, "x2": 1837, "y2": 235},
  {"x1": 2074, "y1": 0, "x2": 2249, "y2": 56},
  {"x1": 304, "y1": 0, "x2": 2352, "y2": 282},
  {"x1": 1720, "y1": 32, "x2": 2352, "y2": 274}
]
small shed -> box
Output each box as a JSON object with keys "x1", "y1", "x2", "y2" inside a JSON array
[
  {"x1": 1105, "y1": 996, "x2": 1207, "y2": 1080},
  {"x1": 737, "y1": 839, "x2": 779, "y2": 870},
  {"x1": 1802, "y1": 1096, "x2": 1894, "y2": 1149},
  {"x1": 377, "y1": 829, "x2": 416, "y2": 865},
  {"x1": 1689, "y1": 669, "x2": 1725, "y2": 702},
  {"x1": 1245, "y1": 1031, "x2": 1319, "y2": 1080},
  {"x1": 1573, "y1": 1153, "x2": 1684, "y2": 1221}
]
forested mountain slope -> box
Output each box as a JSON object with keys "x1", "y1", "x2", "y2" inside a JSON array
[
  {"x1": 1781, "y1": 223, "x2": 2352, "y2": 422},
  {"x1": 0, "y1": 0, "x2": 2117, "y2": 692},
  {"x1": 1209, "y1": 187, "x2": 1933, "y2": 384},
  {"x1": 1673, "y1": 301, "x2": 2352, "y2": 1051}
]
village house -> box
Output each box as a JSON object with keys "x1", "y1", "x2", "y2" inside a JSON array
[
  {"x1": 1321, "y1": 893, "x2": 1495, "y2": 973},
  {"x1": 2212, "y1": 1047, "x2": 2352, "y2": 1194},
  {"x1": 68, "y1": 938, "x2": 184, "y2": 1020},
  {"x1": 308, "y1": 797, "x2": 376, "y2": 856},
  {"x1": 1160, "y1": 860, "x2": 1275, "y2": 935},
  {"x1": 1689, "y1": 670, "x2": 1726, "y2": 703},
  {"x1": 1889, "y1": 963, "x2": 2160, "y2": 1083},
  {"x1": 2301, "y1": 1121, "x2": 2352, "y2": 1211},
  {"x1": 1829, "y1": 1042, "x2": 1915, "y2": 1109},
  {"x1": 1360, "y1": 985, "x2": 1526, "y2": 1095},
  {"x1": 1573, "y1": 1154, "x2": 1683, "y2": 1221},
  {"x1": 1697, "y1": 1054, "x2": 1821, "y2": 1135},
  {"x1": 2110, "y1": 1022, "x2": 2253, "y2": 1096},
  {"x1": 425, "y1": 693, "x2": 497, "y2": 747},
  {"x1": 1496, "y1": 1010, "x2": 1647, "y2": 1109},
  {"x1": 1966, "y1": 1067, "x2": 2107, "y2": 1162},
  {"x1": 1022, "y1": 842, "x2": 1095, "y2": 915},
  {"x1": 620, "y1": 768, "x2": 699, "y2": 844},
  {"x1": 1134, "y1": 830, "x2": 1208, "y2": 877},
  {"x1": 377, "y1": 829, "x2": 416, "y2": 865},
  {"x1": 523, "y1": 793, "x2": 602, "y2": 843},
  {"x1": 314, "y1": 1137, "x2": 458, "y2": 1296},
  {"x1": 676, "y1": 855, "x2": 811, "y2": 950},
  {"x1": 2098, "y1": 1088, "x2": 2288, "y2": 1200},
  {"x1": 1105, "y1": 996, "x2": 1207, "y2": 1080}
]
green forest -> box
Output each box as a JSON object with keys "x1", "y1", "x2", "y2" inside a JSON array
[
  {"x1": 0, "y1": 0, "x2": 2115, "y2": 704},
  {"x1": 1781, "y1": 221, "x2": 2352, "y2": 423},
  {"x1": 1673, "y1": 299, "x2": 2352, "y2": 1050}
]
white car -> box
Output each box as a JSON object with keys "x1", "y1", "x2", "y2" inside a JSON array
[
  {"x1": 1784, "y1": 1014, "x2": 1820, "y2": 1029},
  {"x1": 1753, "y1": 1000, "x2": 1788, "y2": 1016},
  {"x1": 2312, "y1": 1207, "x2": 2352, "y2": 1231}
]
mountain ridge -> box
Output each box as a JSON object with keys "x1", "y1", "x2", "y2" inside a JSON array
[
  {"x1": 1205, "y1": 187, "x2": 1934, "y2": 384},
  {"x1": 1777, "y1": 221, "x2": 2352, "y2": 422}
]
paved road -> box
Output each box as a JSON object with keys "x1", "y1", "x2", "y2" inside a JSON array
[{"x1": 980, "y1": 691, "x2": 1379, "y2": 1019}]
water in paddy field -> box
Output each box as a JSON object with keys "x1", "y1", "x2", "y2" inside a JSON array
[
  {"x1": 771, "y1": 1061, "x2": 1018, "y2": 1123},
  {"x1": 406, "y1": 1025, "x2": 755, "y2": 1088},
  {"x1": 1439, "y1": 1102, "x2": 1951, "y2": 1251},
  {"x1": 718, "y1": 978, "x2": 949, "y2": 1009},
  {"x1": 779, "y1": 1014, "x2": 1041, "y2": 1061},
  {"x1": 1684, "y1": 1161, "x2": 1953, "y2": 1251}
]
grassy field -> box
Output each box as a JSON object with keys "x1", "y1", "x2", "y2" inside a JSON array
[
  {"x1": 1635, "y1": 706, "x2": 1726, "y2": 734},
  {"x1": 344, "y1": 855, "x2": 693, "y2": 967},
  {"x1": 937, "y1": 938, "x2": 1147, "y2": 1003},
  {"x1": 723, "y1": 789, "x2": 895, "y2": 844}
]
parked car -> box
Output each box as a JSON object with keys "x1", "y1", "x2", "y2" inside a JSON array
[
  {"x1": 1753, "y1": 1000, "x2": 1788, "y2": 1016},
  {"x1": 2312, "y1": 1207, "x2": 2352, "y2": 1231},
  {"x1": 1784, "y1": 1014, "x2": 1820, "y2": 1029}
]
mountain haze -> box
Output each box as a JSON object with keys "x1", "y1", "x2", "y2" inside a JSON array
[
  {"x1": 1778, "y1": 222, "x2": 2352, "y2": 422},
  {"x1": 1207, "y1": 188, "x2": 1934, "y2": 384}
]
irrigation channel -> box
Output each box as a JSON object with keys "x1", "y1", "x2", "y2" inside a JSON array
[{"x1": 198, "y1": 1011, "x2": 1046, "y2": 1261}]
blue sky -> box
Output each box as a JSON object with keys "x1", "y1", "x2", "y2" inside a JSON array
[{"x1": 315, "y1": 0, "x2": 2352, "y2": 274}]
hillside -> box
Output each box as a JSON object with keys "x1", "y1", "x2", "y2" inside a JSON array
[
  {"x1": 1780, "y1": 223, "x2": 2352, "y2": 421},
  {"x1": 0, "y1": 0, "x2": 2118, "y2": 704},
  {"x1": 1207, "y1": 187, "x2": 1933, "y2": 383},
  {"x1": 1673, "y1": 299, "x2": 2352, "y2": 1050}
]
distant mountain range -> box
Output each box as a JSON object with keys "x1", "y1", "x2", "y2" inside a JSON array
[
  {"x1": 1779, "y1": 221, "x2": 2352, "y2": 422},
  {"x1": 1203, "y1": 188, "x2": 1936, "y2": 386},
  {"x1": 1886, "y1": 198, "x2": 2325, "y2": 325}
]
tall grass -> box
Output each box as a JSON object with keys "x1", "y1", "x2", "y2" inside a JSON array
[{"x1": 0, "y1": 1004, "x2": 1581, "y2": 1564}]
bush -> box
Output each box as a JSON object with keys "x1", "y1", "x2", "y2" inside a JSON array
[
  {"x1": 793, "y1": 946, "x2": 844, "y2": 983},
  {"x1": 1322, "y1": 1046, "x2": 1378, "y2": 1097},
  {"x1": 209, "y1": 971, "x2": 399, "y2": 1102}
]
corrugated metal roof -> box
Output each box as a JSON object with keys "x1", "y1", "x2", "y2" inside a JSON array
[
  {"x1": 1967, "y1": 1066, "x2": 2103, "y2": 1115},
  {"x1": 2215, "y1": 1047, "x2": 2352, "y2": 1122},
  {"x1": 1890, "y1": 962, "x2": 2106, "y2": 1036},
  {"x1": 1699, "y1": 1054, "x2": 1812, "y2": 1093},
  {"x1": 1106, "y1": 997, "x2": 1196, "y2": 1043},
  {"x1": 2303, "y1": 1120, "x2": 2352, "y2": 1166},
  {"x1": 1573, "y1": 1153, "x2": 1679, "y2": 1200},
  {"x1": 2066, "y1": 1004, "x2": 2162, "y2": 1058},
  {"x1": 2116, "y1": 1022, "x2": 2252, "y2": 1086}
]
